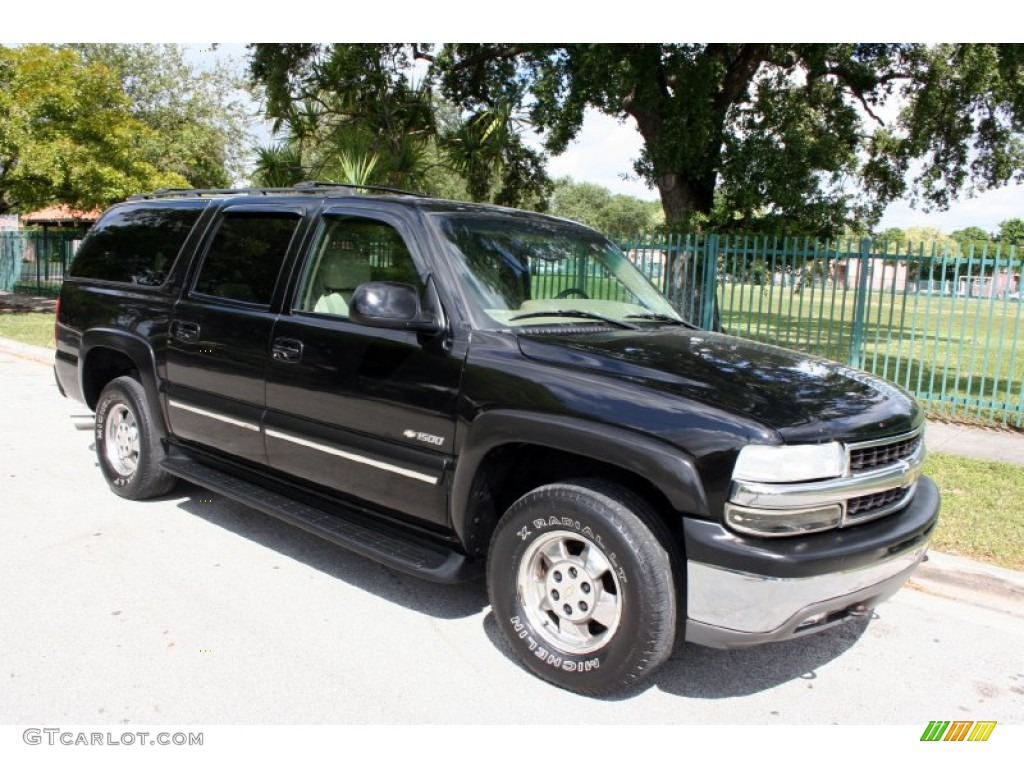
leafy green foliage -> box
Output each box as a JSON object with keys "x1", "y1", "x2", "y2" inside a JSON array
[
  {"x1": 950, "y1": 226, "x2": 993, "y2": 244},
  {"x1": 0, "y1": 45, "x2": 184, "y2": 214},
  {"x1": 435, "y1": 44, "x2": 1024, "y2": 235},
  {"x1": 548, "y1": 177, "x2": 662, "y2": 233},
  {"x1": 997, "y1": 217, "x2": 1024, "y2": 245},
  {"x1": 247, "y1": 44, "x2": 1024, "y2": 235},
  {"x1": 69, "y1": 44, "x2": 253, "y2": 189},
  {"x1": 248, "y1": 44, "x2": 550, "y2": 205}
]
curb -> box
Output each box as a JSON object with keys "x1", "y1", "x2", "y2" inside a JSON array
[
  {"x1": 0, "y1": 337, "x2": 54, "y2": 366},
  {"x1": 908, "y1": 551, "x2": 1024, "y2": 618}
]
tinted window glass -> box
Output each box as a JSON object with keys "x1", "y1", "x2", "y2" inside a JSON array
[
  {"x1": 295, "y1": 216, "x2": 421, "y2": 316},
  {"x1": 193, "y1": 212, "x2": 300, "y2": 305},
  {"x1": 69, "y1": 204, "x2": 205, "y2": 285}
]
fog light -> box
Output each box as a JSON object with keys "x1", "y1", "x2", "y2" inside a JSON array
[{"x1": 724, "y1": 503, "x2": 843, "y2": 537}]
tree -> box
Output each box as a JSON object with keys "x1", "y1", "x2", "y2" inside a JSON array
[
  {"x1": 548, "y1": 177, "x2": 662, "y2": 233},
  {"x1": 997, "y1": 218, "x2": 1024, "y2": 246},
  {"x1": 950, "y1": 226, "x2": 993, "y2": 245},
  {"x1": 0, "y1": 45, "x2": 184, "y2": 215},
  {"x1": 70, "y1": 44, "x2": 254, "y2": 188},
  {"x1": 430, "y1": 44, "x2": 1024, "y2": 235},
  {"x1": 875, "y1": 227, "x2": 907, "y2": 247},
  {"x1": 248, "y1": 44, "x2": 550, "y2": 206}
]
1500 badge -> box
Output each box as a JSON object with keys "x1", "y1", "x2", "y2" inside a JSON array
[{"x1": 402, "y1": 429, "x2": 445, "y2": 446}]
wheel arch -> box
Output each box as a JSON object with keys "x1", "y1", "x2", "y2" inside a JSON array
[
  {"x1": 80, "y1": 329, "x2": 166, "y2": 439},
  {"x1": 451, "y1": 410, "x2": 707, "y2": 558}
]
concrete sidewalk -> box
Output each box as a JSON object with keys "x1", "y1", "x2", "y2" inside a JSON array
[{"x1": 926, "y1": 420, "x2": 1024, "y2": 465}]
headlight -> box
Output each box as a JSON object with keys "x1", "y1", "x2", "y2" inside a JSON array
[{"x1": 732, "y1": 443, "x2": 846, "y2": 483}]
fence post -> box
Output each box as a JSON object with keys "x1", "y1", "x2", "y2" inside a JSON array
[
  {"x1": 849, "y1": 237, "x2": 873, "y2": 368},
  {"x1": 701, "y1": 234, "x2": 719, "y2": 330}
]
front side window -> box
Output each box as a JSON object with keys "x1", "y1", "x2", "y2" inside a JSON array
[
  {"x1": 193, "y1": 212, "x2": 300, "y2": 306},
  {"x1": 295, "y1": 215, "x2": 422, "y2": 317},
  {"x1": 434, "y1": 212, "x2": 681, "y2": 328},
  {"x1": 69, "y1": 203, "x2": 205, "y2": 285}
]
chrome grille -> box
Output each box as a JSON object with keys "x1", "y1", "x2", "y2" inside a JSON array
[
  {"x1": 847, "y1": 487, "x2": 912, "y2": 517},
  {"x1": 849, "y1": 432, "x2": 922, "y2": 473}
]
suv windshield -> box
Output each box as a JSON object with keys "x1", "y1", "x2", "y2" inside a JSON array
[{"x1": 434, "y1": 212, "x2": 682, "y2": 328}]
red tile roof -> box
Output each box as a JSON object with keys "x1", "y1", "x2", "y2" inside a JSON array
[{"x1": 20, "y1": 205, "x2": 101, "y2": 224}]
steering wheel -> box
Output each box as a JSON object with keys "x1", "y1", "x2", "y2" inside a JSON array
[{"x1": 554, "y1": 287, "x2": 590, "y2": 299}]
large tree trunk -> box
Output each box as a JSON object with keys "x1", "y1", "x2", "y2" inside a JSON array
[
  {"x1": 656, "y1": 172, "x2": 715, "y2": 225},
  {"x1": 655, "y1": 172, "x2": 720, "y2": 329}
]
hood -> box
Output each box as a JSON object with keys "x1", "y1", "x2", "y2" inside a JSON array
[{"x1": 517, "y1": 328, "x2": 921, "y2": 443}]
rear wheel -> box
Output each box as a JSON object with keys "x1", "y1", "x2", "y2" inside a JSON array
[
  {"x1": 488, "y1": 480, "x2": 678, "y2": 695},
  {"x1": 95, "y1": 376, "x2": 176, "y2": 499}
]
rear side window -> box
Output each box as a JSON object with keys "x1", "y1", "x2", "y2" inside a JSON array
[
  {"x1": 69, "y1": 204, "x2": 205, "y2": 285},
  {"x1": 192, "y1": 211, "x2": 300, "y2": 306}
]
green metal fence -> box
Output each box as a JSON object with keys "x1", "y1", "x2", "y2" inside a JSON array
[
  {"x1": 616, "y1": 233, "x2": 1024, "y2": 428},
  {"x1": 0, "y1": 231, "x2": 81, "y2": 295}
]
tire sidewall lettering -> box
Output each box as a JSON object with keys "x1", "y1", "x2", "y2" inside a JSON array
[
  {"x1": 509, "y1": 615, "x2": 601, "y2": 673},
  {"x1": 95, "y1": 388, "x2": 136, "y2": 487}
]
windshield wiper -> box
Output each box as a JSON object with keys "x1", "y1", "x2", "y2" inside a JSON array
[
  {"x1": 624, "y1": 312, "x2": 696, "y2": 328},
  {"x1": 508, "y1": 310, "x2": 640, "y2": 330}
]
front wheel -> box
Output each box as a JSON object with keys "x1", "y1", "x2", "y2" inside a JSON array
[
  {"x1": 94, "y1": 376, "x2": 176, "y2": 499},
  {"x1": 487, "y1": 481, "x2": 678, "y2": 695}
]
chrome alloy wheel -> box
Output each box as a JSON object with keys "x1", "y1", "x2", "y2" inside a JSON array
[
  {"x1": 516, "y1": 530, "x2": 623, "y2": 654},
  {"x1": 103, "y1": 403, "x2": 140, "y2": 477}
]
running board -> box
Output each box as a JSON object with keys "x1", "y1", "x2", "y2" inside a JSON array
[{"x1": 161, "y1": 456, "x2": 475, "y2": 583}]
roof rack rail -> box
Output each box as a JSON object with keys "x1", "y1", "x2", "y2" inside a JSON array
[
  {"x1": 128, "y1": 181, "x2": 424, "y2": 201},
  {"x1": 291, "y1": 180, "x2": 425, "y2": 197}
]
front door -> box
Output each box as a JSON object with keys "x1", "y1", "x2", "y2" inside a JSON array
[{"x1": 264, "y1": 208, "x2": 463, "y2": 528}]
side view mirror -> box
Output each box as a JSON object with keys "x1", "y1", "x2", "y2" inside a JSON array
[{"x1": 349, "y1": 281, "x2": 442, "y2": 334}]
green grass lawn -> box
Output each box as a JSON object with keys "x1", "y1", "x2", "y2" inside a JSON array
[
  {"x1": 0, "y1": 311, "x2": 55, "y2": 348},
  {"x1": 925, "y1": 453, "x2": 1024, "y2": 570}
]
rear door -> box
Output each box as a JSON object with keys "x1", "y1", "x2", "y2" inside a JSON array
[
  {"x1": 263, "y1": 205, "x2": 463, "y2": 527},
  {"x1": 164, "y1": 205, "x2": 305, "y2": 465}
]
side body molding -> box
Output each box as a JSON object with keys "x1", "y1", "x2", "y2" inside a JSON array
[{"x1": 450, "y1": 410, "x2": 708, "y2": 546}]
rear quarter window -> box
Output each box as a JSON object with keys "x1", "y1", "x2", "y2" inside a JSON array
[{"x1": 69, "y1": 203, "x2": 206, "y2": 285}]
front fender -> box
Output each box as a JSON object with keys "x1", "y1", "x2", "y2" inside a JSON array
[{"x1": 450, "y1": 409, "x2": 708, "y2": 547}]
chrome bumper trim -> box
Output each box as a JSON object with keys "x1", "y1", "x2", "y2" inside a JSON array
[{"x1": 686, "y1": 540, "x2": 929, "y2": 637}]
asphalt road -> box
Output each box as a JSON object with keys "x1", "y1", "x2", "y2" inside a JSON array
[{"x1": 1, "y1": 350, "x2": 1022, "y2": 725}]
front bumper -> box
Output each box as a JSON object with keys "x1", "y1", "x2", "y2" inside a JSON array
[{"x1": 684, "y1": 475, "x2": 939, "y2": 648}]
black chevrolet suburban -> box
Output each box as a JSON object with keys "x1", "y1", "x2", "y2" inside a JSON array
[{"x1": 54, "y1": 184, "x2": 939, "y2": 695}]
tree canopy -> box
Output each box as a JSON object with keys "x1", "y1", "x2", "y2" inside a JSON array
[
  {"x1": 0, "y1": 44, "x2": 252, "y2": 216},
  {"x1": 0, "y1": 45, "x2": 183, "y2": 215},
  {"x1": 249, "y1": 44, "x2": 1024, "y2": 236},
  {"x1": 70, "y1": 44, "x2": 253, "y2": 189},
  {"x1": 248, "y1": 44, "x2": 548, "y2": 206},
  {"x1": 997, "y1": 217, "x2": 1024, "y2": 245},
  {"x1": 548, "y1": 177, "x2": 662, "y2": 233}
]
